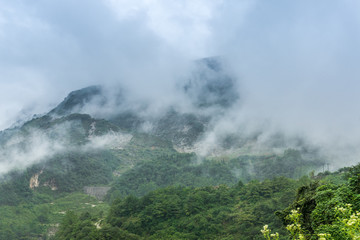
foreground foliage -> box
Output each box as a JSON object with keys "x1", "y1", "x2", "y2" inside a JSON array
[{"x1": 263, "y1": 164, "x2": 360, "y2": 240}]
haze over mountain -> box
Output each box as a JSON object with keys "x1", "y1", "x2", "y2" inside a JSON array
[
  {"x1": 1, "y1": 0, "x2": 360, "y2": 172},
  {"x1": 0, "y1": 57, "x2": 323, "y2": 179}
]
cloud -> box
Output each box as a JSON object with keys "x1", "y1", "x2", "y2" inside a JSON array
[
  {"x1": 105, "y1": 0, "x2": 223, "y2": 57},
  {"x1": 0, "y1": 118, "x2": 132, "y2": 175},
  {"x1": 1, "y1": 0, "x2": 360, "y2": 168},
  {"x1": 1, "y1": 0, "x2": 242, "y2": 130},
  {"x1": 0, "y1": 127, "x2": 67, "y2": 175},
  {"x1": 207, "y1": 0, "x2": 360, "y2": 165},
  {"x1": 0, "y1": 0, "x2": 178, "y2": 128}
]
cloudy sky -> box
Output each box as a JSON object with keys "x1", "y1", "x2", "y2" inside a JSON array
[{"x1": 1, "y1": 0, "x2": 360, "y2": 154}]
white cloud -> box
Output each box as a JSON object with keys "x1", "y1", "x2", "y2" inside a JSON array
[
  {"x1": 0, "y1": 0, "x2": 256, "y2": 130},
  {"x1": 0, "y1": 120, "x2": 132, "y2": 175},
  {"x1": 0, "y1": 0, "x2": 360, "y2": 167},
  {"x1": 105, "y1": 0, "x2": 224, "y2": 57}
]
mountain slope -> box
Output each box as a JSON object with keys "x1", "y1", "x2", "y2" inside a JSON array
[{"x1": 0, "y1": 57, "x2": 327, "y2": 239}]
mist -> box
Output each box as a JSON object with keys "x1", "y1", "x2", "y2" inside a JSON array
[
  {"x1": 0, "y1": 117, "x2": 133, "y2": 175},
  {"x1": 1, "y1": 0, "x2": 360, "y2": 169}
]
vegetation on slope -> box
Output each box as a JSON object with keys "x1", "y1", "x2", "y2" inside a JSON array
[
  {"x1": 54, "y1": 163, "x2": 360, "y2": 240},
  {"x1": 0, "y1": 145, "x2": 323, "y2": 239},
  {"x1": 107, "y1": 149, "x2": 323, "y2": 200},
  {"x1": 262, "y1": 165, "x2": 360, "y2": 240},
  {"x1": 0, "y1": 192, "x2": 109, "y2": 240},
  {"x1": 55, "y1": 176, "x2": 312, "y2": 240},
  {"x1": 0, "y1": 101, "x2": 326, "y2": 239}
]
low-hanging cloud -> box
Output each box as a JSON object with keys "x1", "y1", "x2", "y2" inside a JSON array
[
  {"x1": 1, "y1": 0, "x2": 360, "y2": 168},
  {"x1": 0, "y1": 119, "x2": 133, "y2": 176}
]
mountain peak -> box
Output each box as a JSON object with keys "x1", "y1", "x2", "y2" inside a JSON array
[
  {"x1": 184, "y1": 57, "x2": 239, "y2": 109},
  {"x1": 49, "y1": 85, "x2": 103, "y2": 116}
]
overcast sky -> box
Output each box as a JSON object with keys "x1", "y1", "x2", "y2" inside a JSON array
[{"x1": 1, "y1": 0, "x2": 360, "y2": 155}]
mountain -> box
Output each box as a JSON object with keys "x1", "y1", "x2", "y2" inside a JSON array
[
  {"x1": 184, "y1": 57, "x2": 239, "y2": 109},
  {"x1": 0, "y1": 57, "x2": 324, "y2": 189},
  {"x1": 49, "y1": 86, "x2": 104, "y2": 116},
  {"x1": 0, "y1": 57, "x2": 326, "y2": 239}
]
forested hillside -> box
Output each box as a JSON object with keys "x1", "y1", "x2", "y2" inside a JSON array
[
  {"x1": 0, "y1": 146, "x2": 321, "y2": 239},
  {"x1": 0, "y1": 83, "x2": 327, "y2": 239},
  {"x1": 55, "y1": 176, "x2": 309, "y2": 240},
  {"x1": 0, "y1": 93, "x2": 355, "y2": 240},
  {"x1": 54, "y1": 164, "x2": 360, "y2": 240}
]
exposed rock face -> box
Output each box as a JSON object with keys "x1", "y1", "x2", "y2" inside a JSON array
[
  {"x1": 84, "y1": 186, "x2": 111, "y2": 200},
  {"x1": 29, "y1": 170, "x2": 43, "y2": 189},
  {"x1": 29, "y1": 170, "x2": 58, "y2": 190}
]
